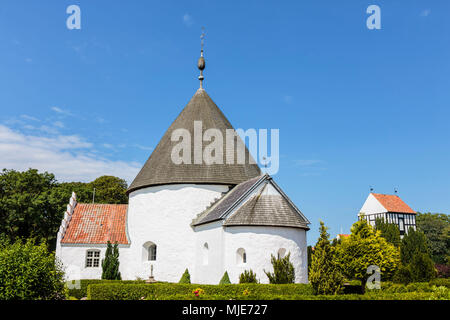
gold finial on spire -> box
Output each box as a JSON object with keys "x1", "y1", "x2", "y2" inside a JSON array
[{"x1": 197, "y1": 27, "x2": 206, "y2": 89}]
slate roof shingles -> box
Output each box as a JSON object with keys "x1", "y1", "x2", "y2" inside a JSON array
[
  {"x1": 128, "y1": 89, "x2": 261, "y2": 193},
  {"x1": 224, "y1": 194, "x2": 309, "y2": 229}
]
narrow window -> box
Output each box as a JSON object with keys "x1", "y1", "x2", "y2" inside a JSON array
[
  {"x1": 148, "y1": 244, "x2": 157, "y2": 261},
  {"x1": 203, "y1": 243, "x2": 209, "y2": 265},
  {"x1": 236, "y1": 248, "x2": 246, "y2": 265},
  {"x1": 85, "y1": 250, "x2": 100, "y2": 268}
]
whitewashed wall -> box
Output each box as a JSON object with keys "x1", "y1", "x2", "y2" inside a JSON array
[
  {"x1": 57, "y1": 244, "x2": 130, "y2": 281},
  {"x1": 359, "y1": 194, "x2": 387, "y2": 216},
  {"x1": 223, "y1": 226, "x2": 307, "y2": 284},
  {"x1": 124, "y1": 184, "x2": 229, "y2": 282}
]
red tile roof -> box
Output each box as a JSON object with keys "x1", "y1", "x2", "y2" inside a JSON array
[
  {"x1": 61, "y1": 203, "x2": 129, "y2": 244},
  {"x1": 371, "y1": 193, "x2": 415, "y2": 214},
  {"x1": 337, "y1": 234, "x2": 350, "y2": 239}
]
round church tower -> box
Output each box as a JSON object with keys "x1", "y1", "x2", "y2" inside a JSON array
[
  {"x1": 123, "y1": 48, "x2": 261, "y2": 282},
  {"x1": 123, "y1": 42, "x2": 309, "y2": 284}
]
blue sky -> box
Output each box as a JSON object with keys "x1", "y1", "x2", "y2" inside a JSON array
[{"x1": 0, "y1": 1, "x2": 449, "y2": 244}]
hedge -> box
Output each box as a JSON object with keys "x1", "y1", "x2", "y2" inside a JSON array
[
  {"x1": 66, "y1": 279, "x2": 145, "y2": 299},
  {"x1": 87, "y1": 283, "x2": 313, "y2": 300},
  {"x1": 86, "y1": 282, "x2": 449, "y2": 300},
  {"x1": 378, "y1": 279, "x2": 450, "y2": 293}
]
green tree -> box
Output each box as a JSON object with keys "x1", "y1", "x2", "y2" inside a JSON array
[
  {"x1": 219, "y1": 271, "x2": 231, "y2": 284},
  {"x1": 101, "y1": 241, "x2": 121, "y2": 280},
  {"x1": 309, "y1": 221, "x2": 344, "y2": 295},
  {"x1": 0, "y1": 169, "x2": 60, "y2": 247},
  {"x1": 0, "y1": 238, "x2": 66, "y2": 300},
  {"x1": 395, "y1": 227, "x2": 436, "y2": 283},
  {"x1": 264, "y1": 253, "x2": 295, "y2": 284},
  {"x1": 89, "y1": 176, "x2": 128, "y2": 204},
  {"x1": 335, "y1": 219, "x2": 400, "y2": 292},
  {"x1": 239, "y1": 270, "x2": 258, "y2": 283},
  {"x1": 307, "y1": 245, "x2": 313, "y2": 275},
  {"x1": 375, "y1": 217, "x2": 401, "y2": 247},
  {"x1": 416, "y1": 212, "x2": 449, "y2": 264},
  {"x1": 179, "y1": 269, "x2": 191, "y2": 284}
]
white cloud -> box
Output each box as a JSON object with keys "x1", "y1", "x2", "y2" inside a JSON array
[
  {"x1": 0, "y1": 125, "x2": 141, "y2": 184},
  {"x1": 134, "y1": 144, "x2": 153, "y2": 151},
  {"x1": 53, "y1": 121, "x2": 64, "y2": 128},
  {"x1": 51, "y1": 106, "x2": 74, "y2": 117},
  {"x1": 20, "y1": 114, "x2": 40, "y2": 122},
  {"x1": 183, "y1": 14, "x2": 193, "y2": 27},
  {"x1": 420, "y1": 9, "x2": 431, "y2": 17},
  {"x1": 39, "y1": 125, "x2": 59, "y2": 135}
]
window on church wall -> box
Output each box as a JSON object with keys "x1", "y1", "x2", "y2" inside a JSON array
[
  {"x1": 236, "y1": 248, "x2": 246, "y2": 265},
  {"x1": 203, "y1": 243, "x2": 209, "y2": 265},
  {"x1": 85, "y1": 250, "x2": 100, "y2": 268},
  {"x1": 142, "y1": 241, "x2": 157, "y2": 262},
  {"x1": 148, "y1": 244, "x2": 157, "y2": 261}
]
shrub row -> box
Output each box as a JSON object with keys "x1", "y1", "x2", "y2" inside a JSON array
[
  {"x1": 66, "y1": 279, "x2": 145, "y2": 299},
  {"x1": 86, "y1": 282, "x2": 449, "y2": 300},
  {"x1": 87, "y1": 283, "x2": 313, "y2": 300},
  {"x1": 379, "y1": 278, "x2": 450, "y2": 293}
]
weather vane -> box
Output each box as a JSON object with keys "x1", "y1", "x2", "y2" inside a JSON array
[{"x1": 198, "y1": 27, "x2": 206, "y2": 89}]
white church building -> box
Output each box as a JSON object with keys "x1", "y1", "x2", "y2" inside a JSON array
[{"x1": 55, "y1": 47, "x2": 310, "y2": 284}]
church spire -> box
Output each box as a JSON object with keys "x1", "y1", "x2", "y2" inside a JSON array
[{"x1": 197, "y1": 27, "x2": 206, "y2": 89}]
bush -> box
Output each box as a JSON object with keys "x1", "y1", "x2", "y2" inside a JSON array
[
  {"x1": 86, "y1": 282, "x2": 446, "y2": 300},
  {"x1": 309, "y1": 221, "x2": 344, "y2": 295},
  {"x1": 219, "y1": 272, "x2": 231, "y2": 284},
  {"x1": 179, "y1": 269, "x2": 191, "y2": 284},
  {"x1": 239, "y1": 270, "x2": 258, "y2": 284},
  {"x1": 435, "y1": 264, "x2": 450, "y2": 278},
  {"x1": 87, "y1": 283, "x2": 314, "y2": 300},
  {"x1": 430, "y1": 278, "x2": 450, "y2": 288},
  {"x1": 0, "y1": 238, "x2": 66, "y2": 300},
  {"x1": 102, "y1": 241, "x2": 121, "y2": 280},
  {"x1": 66, "y1": 279, "x2": 144, "y2": 299},
  {"x1": 264, "y1": 253, "x2": 295, "y2": 284}
]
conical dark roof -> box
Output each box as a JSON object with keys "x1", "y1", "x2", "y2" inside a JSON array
[{"x1": 128, "y1": 89, "x2": 261, "y2": 193}]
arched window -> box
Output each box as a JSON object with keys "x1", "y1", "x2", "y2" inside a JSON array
[
  {"x1": 236, "y1": 248, "x2": 247, "y2": 265},
  {"x1": 142, "y1": 241, "x2": 157, "y2": 261},
  {"x1": 203, "y1": 243, "x2": 209, "y2": 265},
  {"x1": 277, "y1": 248, "x2": 286, "y2": 259}
]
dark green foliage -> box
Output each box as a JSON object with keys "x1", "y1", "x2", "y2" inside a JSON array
[
  {"x1": 85, "y1": 282, "x2": 448, "y2": 300},
  {"x1": 375, "y1": 217, "x2": 401, "y2": 247},
  {"x1": 179, "y1": 269, "x2": 191, "y2": 284},
  {"x1": 309, "y1": 221, "x2": 344, "y2": 295},
  {"x1": 416, "y1": 212, "x2": 449, "y2": 264},
  {"x1": 0, "y1": 238, "x2": 66, "y2": 299},
  {"x1": 264, "y1": 253, "x2": 295, "y2": 284},
  {"x1": 396, "y1": 228, "x2": 436, "y2": 283},
  {"x1": 67, "y1": 279, "x2": 145, "y2": 299},
  {"x1": 89, "y1": 176, "x2": 128, "y2": 204},
  {"x1": 219, "y1": 271, "x2": 231, "y2": 284},
  {"x1": 239, "y1": 270, "x2": 258, "y2": 283},
  {"x1": 102, "y1": 241, "x2": 121, "y2": 280},
  {"x1": 0, "y1": 169, "x2": 60, "y2": 247},
  {"x1": 307, "y1": 245, "x2": 313, "y2": 275},
  {"x1": 87, "y1": 283, "x2": 313, "y2": 300}
]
